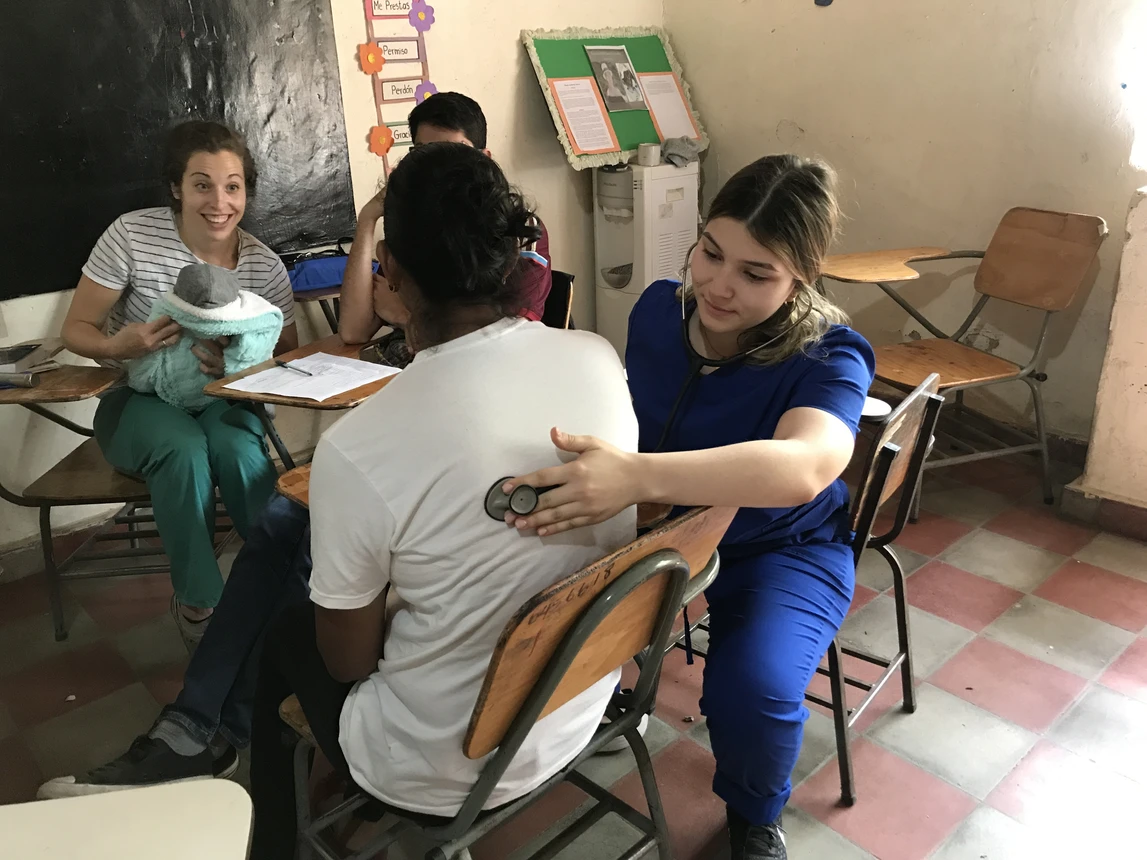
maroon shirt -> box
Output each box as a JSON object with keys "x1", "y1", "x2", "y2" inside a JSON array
[{"x1": 514, "y1": 220, "x2": 552, "y2": 320}]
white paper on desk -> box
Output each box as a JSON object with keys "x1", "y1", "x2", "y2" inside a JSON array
[
  {"x1": 639, "y1": 73, "x2": 700, "y2": 141},
  {"x1": 223, "y1": 353, "x2": 400, "y2": 402}
]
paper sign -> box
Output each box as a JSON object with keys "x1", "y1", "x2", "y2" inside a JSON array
[
  {"x1": 549, "y1": 78, "x2": 619, "y2": 155},
  {"x1": 377, "y1": 38, "x2": 420, "y2": 62},
  {"x1": 369, "y1": 0, "x2": 412, "y2": 18},
  {"x1": 638, "y1": 73, "x2": 700, "y2": 142},
  {"x1": 379, "y1": 77, "x2": 421, "y2": 102},
  {"x1": 388, "y1": 123, "x2": 413, "y2": 146}
]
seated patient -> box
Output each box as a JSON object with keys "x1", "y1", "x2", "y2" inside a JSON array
[
  {"x1": 127, "y1": 263, "x2": 283, "y2": 411},
  {"x1": 246, "y1": 141, "x2": 637, "y2": 857}
]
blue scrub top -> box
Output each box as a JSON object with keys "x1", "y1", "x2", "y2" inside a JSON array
[{"x1": 625, "y1": 280, "x2": 876, "y2": 559}]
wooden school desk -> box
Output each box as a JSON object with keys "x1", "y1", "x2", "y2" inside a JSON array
[
  {"x1": 293, "y1": 284, "x2": 341, "y2": 334},
  {"x1": 204, "y1": 333, "x2": 397, "y2": 471},
  {"x1": 820, "y1": 246, "x2": 985, "y2": 339},
  {"x1": 1, "y1": 780, "x2": 251, "y2": 859},
  {"x1": 0, "y1": 364, "x2": 123, "y2": 509}
]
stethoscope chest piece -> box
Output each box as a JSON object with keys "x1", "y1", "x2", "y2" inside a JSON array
[{"x1": 484, "y1": 477, "x2": 541, "y2": 521}]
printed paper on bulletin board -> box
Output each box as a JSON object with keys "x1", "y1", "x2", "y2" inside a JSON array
[{"x1": 522, "y1": 27, "x2": 708, "y2": 171}]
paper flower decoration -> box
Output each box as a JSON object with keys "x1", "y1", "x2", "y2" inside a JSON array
[
  {"x1": 415, "y1": 81, "x2": 438, "y2": 103},
  {"x1": 409, "y1": 1, "x2": 435, "y2": 33},
  {"x1": 358, "y1": 43, "x2": 385, "y2": 75},
  {"x1": 368, "y1": 125, "x2": 395, "y2": 157}
]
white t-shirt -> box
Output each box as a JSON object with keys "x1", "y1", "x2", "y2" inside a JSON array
[
  {"x1": 82, "y1": 207, "x2": 295, "y2": 339},
  {"x1": 308, "y1": 317, "x2": 637, "y2": 816}
]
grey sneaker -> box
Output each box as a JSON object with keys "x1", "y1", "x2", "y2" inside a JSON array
[
  {"x1": 729, "y1": 807, "x2": 786, "y2": 860},
  {"x1": 37, "y1": 736, "x2": 238, "y2": 799},
  {"x1": 170, "y1": 595, "x2": 211, "y2": 654}
]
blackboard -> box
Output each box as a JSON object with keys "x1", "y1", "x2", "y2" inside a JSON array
[{"x1": 0, "y1": 0, "x2": 356, "y2": 301}]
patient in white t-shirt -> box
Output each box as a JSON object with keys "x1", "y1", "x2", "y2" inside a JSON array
[{"x1": 247, "y1": 142, "x2": 638, "y2": 859}]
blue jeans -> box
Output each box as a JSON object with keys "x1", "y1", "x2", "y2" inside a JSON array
[
  {"x1": 160, "y1": 492, "x2": 313, "y2": 749},
  {"x1": 702, "y1": 541, "x2": 854, "y2": 826}
]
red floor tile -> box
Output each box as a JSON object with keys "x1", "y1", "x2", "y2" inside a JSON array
[
  {"x1": 0, "y1": 736, "x2": 42, "y2": 805},
  {"x1": 72, "y1": 574, "x2": 174, "y2": 636},
  {"x1": 471, "y1": 781, "x2": 585, "y2": 860},
  {"x1": 141, "y1": 660, "x2": 190, "y2": 707},
  {"x1": 986, "y1": 738, "x2": 1147, "y2": 827},
  {"x1": 612, "y1": 738, "x2": 727, "y2": 860},
  {"x1": 947, "y1": 458, "x2": 1042, "y2": 500},
  {"x1": 0, "y1": 574, "x2": 57, "y2": 627},
  {"x1": 1101, "y1": 637, "x2": 1147, "y2": 703},
  {"x1": 849, "y1": 584, "x2": 880, "y2": 615},
  {"x1": 0, "y1": 642, "x2": 136, "y2": 729},
  {"x1": 906, "y1": 561, "x2": 1022, "y2": 631},
  {"x1": 929, "y1": 637, "x2": 1088, "y2": 732},
  {"x1": 892, "y1": 512, "x2": 974, "y2": 557},
  {"x1": 792, "y1": 738, "x2": 976, "y2": 860},
  {"x1": 984, "y1": 505, "x2": 1098, "y2": 556},
  {"x1": 652, "y1": 648, "x2": 705, "y2": 725},
  {"x1": 1034, "y1": 560, "x2": 1147, "y2": 632}
]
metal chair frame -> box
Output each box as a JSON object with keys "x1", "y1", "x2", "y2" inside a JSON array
[
  {"x1": 1, "y1": 403, "x2": 239, "y2": 640},
  {"x1": 286, "y1": 550, "x2": 720, "y2": 860},
  {"x1": 668, "y1": 383, "x2": 944, "y2": 806}
]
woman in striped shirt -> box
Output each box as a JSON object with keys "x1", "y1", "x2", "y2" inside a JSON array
[{"x1": 60, "y1": 120, "x2": 297, "y2": 646}]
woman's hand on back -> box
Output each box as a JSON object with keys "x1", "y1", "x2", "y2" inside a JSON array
[
  {"x1": 109, "y1": 316, "x2": 183, "y2": 359},
  {"x1": 502, "y1": 427, "x2": 642, "y2": 537}
]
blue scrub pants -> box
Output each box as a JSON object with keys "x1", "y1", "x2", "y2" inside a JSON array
[{"x1": 701, "y1": 541, "x2": 855, "y2": 826}]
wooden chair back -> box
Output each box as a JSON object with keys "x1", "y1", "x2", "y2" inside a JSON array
[
  {"x1": 463, "y1": 505, "x2": 735, "y2": 759},
  {"x1": 541, "y1": 271, "x2": 574, "y2": 330},
  {"x1": 850, "y1": 374, "x2": 941, "y2": 533},
  {"x1": 975, "y1": 207, "x2": 1107, "y2": 311}
]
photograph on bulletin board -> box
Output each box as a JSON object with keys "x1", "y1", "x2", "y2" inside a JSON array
[{"x1": 584, "y1": 45, "x2": 647, "y2": 113}]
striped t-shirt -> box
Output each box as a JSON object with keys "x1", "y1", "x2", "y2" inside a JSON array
[{"x1": 82, "y1": 207, "x2": 295, "y2": 337}]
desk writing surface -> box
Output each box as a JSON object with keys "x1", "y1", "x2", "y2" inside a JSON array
[
  {"x1": 822, "y1": 247, "x2": 951, "y2": 284},
  {"x1": 0, "y1": 779, "x2": 251, "y2": 859},
  {"x1": 294, "y1": 285, "x2": 342, "y2": 302},
  {"x1": 0, "y1": 365, "x2": 122, "y2": 405},
  {"x1": 204, "y1": 334, "x2": 394, "y2": 409}
]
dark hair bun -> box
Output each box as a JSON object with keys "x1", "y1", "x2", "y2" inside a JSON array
[{"x1": 383, "y1": 142, "x2": 540, "y2": 309}]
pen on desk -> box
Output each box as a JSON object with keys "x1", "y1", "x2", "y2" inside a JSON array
[{"x1": 275, "y1": 359, "x2": 314, "y2": 377}]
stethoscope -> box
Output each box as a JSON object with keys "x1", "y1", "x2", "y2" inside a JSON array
[{"x1": 484, "y1": 256, "x2": 816, "y2": 521}]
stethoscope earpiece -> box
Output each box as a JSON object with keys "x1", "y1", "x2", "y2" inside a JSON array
[{"x1": 485, "y1": 478, "x2": 542, "y2": 521}]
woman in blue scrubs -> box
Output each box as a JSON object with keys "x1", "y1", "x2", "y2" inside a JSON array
[{"x1": 504, "y1": 154, "x2": 875, "y2": 860}]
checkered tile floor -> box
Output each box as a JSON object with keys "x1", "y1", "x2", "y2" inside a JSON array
[{"x1": 2, "y1": 456, "x2": 1146, "y2": 859}]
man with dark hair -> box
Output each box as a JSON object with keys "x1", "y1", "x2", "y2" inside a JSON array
[{"x1": 339, "y1": 92, "x2": 553, "y2": 343}]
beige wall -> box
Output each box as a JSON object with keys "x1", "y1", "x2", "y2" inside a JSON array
[
  {"x1": 0, "y1": 0, "x2": 664, "y2": 551},
  {"x1": 1077, "y1": 189, "x2": 1147, "y2": 506},
  {"x1": 664, "y1": 0, "x2": 1145, "y2": 440}
]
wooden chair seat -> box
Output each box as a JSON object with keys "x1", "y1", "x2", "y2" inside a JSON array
[
  {"x1": 822, "y1": 247, "x2": 951, "y2": 283},
  {"x1": 874, "y1": 339, "x2": 1019, "y2": 390},
  {"x1": 279, "y1": 694, "x2": 316, "y2": 746},
  {"x1": 22, "y1": 437, "x2": 150, "y2": 504}
]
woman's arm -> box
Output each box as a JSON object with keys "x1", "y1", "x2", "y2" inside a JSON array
[
  {"x1": 504, "y1": 407, "x2": 856, "y2": 536},
  {"x1": 339, "y1": 193, "x2": 386, "y2": 344},
  {"x1": 62, "y1": 275, "x2": 182, "y2": 361}
]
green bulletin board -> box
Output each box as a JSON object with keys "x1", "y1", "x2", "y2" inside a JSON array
[{"x1": 522, "y1": 27, "x2": 708, "y2": 170}]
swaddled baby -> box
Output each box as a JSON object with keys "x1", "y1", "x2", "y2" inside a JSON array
[{"x1": 127, "y1": 263, "x2": 283, "y2": 411}]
